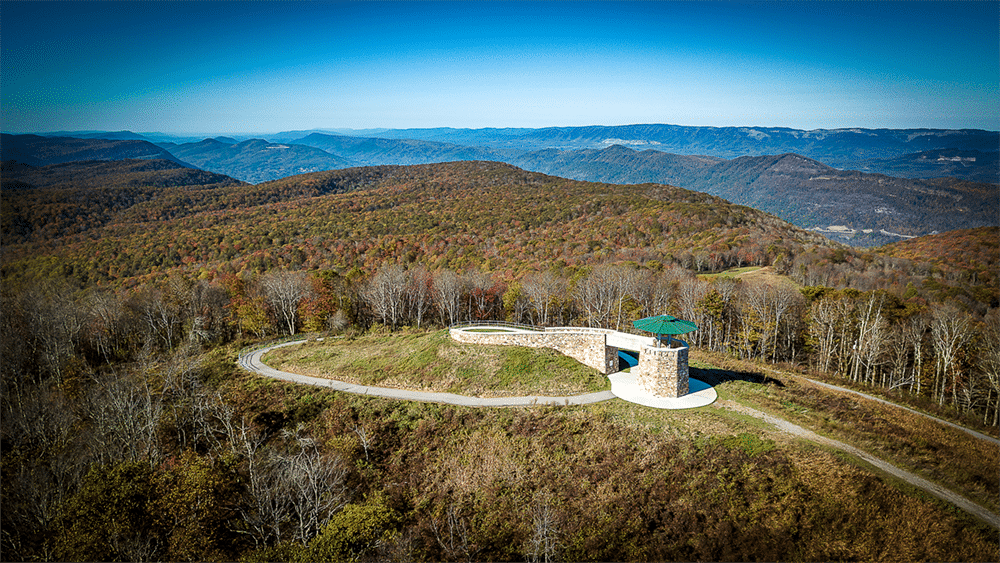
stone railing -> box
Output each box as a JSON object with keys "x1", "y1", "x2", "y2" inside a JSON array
[
  {"x1": 450, "y1": 325, "x2": 619, "y2": 374},
  {"x1": 450, "y1": 323, "x2": 691, "y2": 396}
]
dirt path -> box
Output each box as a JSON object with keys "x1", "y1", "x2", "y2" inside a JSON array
[
  {"x1": 716, "y1": 400, "x2": 1000, "y2": 530},
  {"x1": 757, "y1": 366, "x2": 1000, "y2": 446}
]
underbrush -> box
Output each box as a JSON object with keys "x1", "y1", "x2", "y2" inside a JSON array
[
  {"x1": 691, "y1": 349, "x2": 1000, "y2": 515},
  {"x1": 220, "y1": 378, "x2": 999, "y2": 562}
]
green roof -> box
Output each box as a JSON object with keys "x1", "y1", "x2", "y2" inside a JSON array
[{"x1": 632, "y1": 314, "x2": 698, "y2": 335}]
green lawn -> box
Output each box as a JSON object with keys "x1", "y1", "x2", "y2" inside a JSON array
[{"x1": 262, "y1": 328, "x2": 609, "y2": 396}]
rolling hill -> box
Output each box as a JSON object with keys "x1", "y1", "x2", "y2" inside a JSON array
[
  {"x1": 1, "y1": 159, "x2": 245, "y2": 245},
  {"x1": 161, "y1": 138, "x2": 353, "y2": 183},
  {"x1": 1, "y1": 160, "x2": 839, "y2": 286},
  {"x1": 9, "y1": 128, "x2": 996, "y2": 248},
  {"x1": 0, "y1": 133, "x2": 189, "y2": 167},
  {"x1": 510, "y1": 146, "x2": 998, "y2": 246}
]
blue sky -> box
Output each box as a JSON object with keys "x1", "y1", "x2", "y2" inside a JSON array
[{"x1": 2, "y1": 1, "x2": 997, "y2": 134}]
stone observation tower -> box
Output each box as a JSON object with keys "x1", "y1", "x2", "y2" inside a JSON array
[
  {"x1": 449, "y1": 314, "x2": 697, "y2": 400},
  {"x1": 631, "y1": 315, "x2": 696, "y2": 398}
]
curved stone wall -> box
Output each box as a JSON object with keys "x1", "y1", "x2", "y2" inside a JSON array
[
  {"x1": 450, "y1": 325, "x2": 690, "y2": 397},
  {"x1": 449, "y1": 327, "x2": 619, "y2": 374}
]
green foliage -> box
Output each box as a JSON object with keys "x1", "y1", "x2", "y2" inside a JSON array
[
  {"x1": 53, "y1": 461, "x2": 161, "y2": 562},
  {"x1": 307, "y1": 492, "x2": 399, "y2": 562},
  {"x1": 713, "y1": 432, "x2": 776, "y2": 457}
]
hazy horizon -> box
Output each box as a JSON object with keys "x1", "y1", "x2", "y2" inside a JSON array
[{"x1": 3, "y1": 1, "x2": 998, "y2": 135}]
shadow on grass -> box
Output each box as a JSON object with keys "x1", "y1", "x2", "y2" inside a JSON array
[{"x1": 690, "y1": 366, "x2": 785, "y2": 389}]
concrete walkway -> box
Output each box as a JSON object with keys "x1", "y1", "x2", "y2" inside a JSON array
[{"x1": 238, "y1": 337, "x2": 716, "y2": 409}]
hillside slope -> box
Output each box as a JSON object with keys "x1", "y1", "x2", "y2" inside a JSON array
[
  {"x1": 1, "y1": 159, "x2": 245, "y2": 245},
  {"x1": 874, "y1": 227, "x2": 999, "y2": 279},
  {"x1": 1, "y1": 160, "x2": 838, "y2": 286},
  {"x1": 0, "y1": 133, "x2": 189, "y2": 167},
  {"x1": 163, "y1": 138, "x2": 353, "y2": 183},
  {"x1": 511, "y1": 146, "x2": 998, "y2": 246},
  {"x1": 854, "y1": 149, "x2": 1000, "y2": 183}
]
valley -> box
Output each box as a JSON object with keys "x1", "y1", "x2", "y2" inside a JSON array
[
  {"x1": 5, "y1": 125, "x2": 996, "y2": 247},
  {"x1": 1, "y1": 128, "x2": 998, "y2": 562}
]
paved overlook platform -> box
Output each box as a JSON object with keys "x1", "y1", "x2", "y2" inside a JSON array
[
  {"x1": 450, "y1": 324, "x2": 717, "y2": 409},
  {"x1": 238, "y1": 326, "x2": 717, "y2": 410}
]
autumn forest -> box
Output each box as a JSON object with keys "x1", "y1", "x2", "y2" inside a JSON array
[{"x1": 2, "y1": 157, "x2": 998, "y2": 561}]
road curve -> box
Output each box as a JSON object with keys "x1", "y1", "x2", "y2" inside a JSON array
[
  {"x1": 238, "y1": 340, "x2": 617, "y2": 407},
  {"x1": 240, "y1": 339, "x2": 998, "y2": 528}
]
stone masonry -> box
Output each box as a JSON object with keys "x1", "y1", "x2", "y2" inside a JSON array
[
  {"x1": 450, "y1": 328, "x2": 619, "y2": 375},
  {"x1": 633, "y1": 345, "x2": 689, "y2": 398},
  {"x1": 450, "y1": 326, "x2": 690, "y2": 397}
]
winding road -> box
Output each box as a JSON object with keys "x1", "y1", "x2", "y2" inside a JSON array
[
  {"x1": 239, "y1": 340, "x2": 617, "y2": 407},
  {"x1": 239, "y1": 337, "x2": 999, "y2": 529}
]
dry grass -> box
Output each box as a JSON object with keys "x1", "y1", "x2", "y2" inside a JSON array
[
  {"x1": 261, "y1": 328, "x2": 609, "y2": 397},
  {"x1": 691, "y1": 349, "x2": 1000, "y2": 514}
]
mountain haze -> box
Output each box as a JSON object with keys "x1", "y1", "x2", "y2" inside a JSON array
[
  {"x1": 510, "y1": 146, "x2": 997, "y2": 246},
  {"x1": 162, "y1": 138, "x2": 352, "y2": 183},
  {"x1": 0, "y1": 134, "x2": 189, "y2": 167}
]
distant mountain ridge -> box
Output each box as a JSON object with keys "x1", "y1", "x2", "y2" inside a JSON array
[
  {"x1": 0, "y1": 133, "x2": 190, "y2": 167},
  {"x1": 292, "y1": 132, "x2": 506, "y2": 166},
  {"x1": 154, "y1": 137, "x2": 352, "y2": 183},
  {"x1": 510, "y1": 146, "x2": 997, "y2": 246},
  {"x1": 315, "y1": 123, "x2": 999, "y2": 168}
]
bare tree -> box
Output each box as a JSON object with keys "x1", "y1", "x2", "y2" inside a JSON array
[
  {"x1": 262, "y1": 270, "x2": 314, "y2": 335},
  {"x1": 406, "y1": 266, "x2": 434, "y2": 328},
  {"x1": 522, "y1": 272, "x2": 563, "y2": 327},
  {"x1": 979, "y1": 309, "x2": 1000, "y2": 426},
  {"x1": 575, "y1": 266, "x2": 618, "y2": 328},
  {"x1": 526, "y1": 492, "x2": 562, "y2": 563},
  {"x1": 84, "y1": 367, "x2": 163, "y2": 464},
  {"x1": 281, "y1": 427, "x2": 351, "y2": 545},
  {"x1": 434, "y1": 269, "x2": 465, "y2": 326},
  {"x1": 677, "y1": 278, "x2": 708, "y2": 345},
  {"x1": 431, "y1": 501, "x2": 474, "y2": 561},
  {"x1": 931, "y1": 303, "x2": 973, "y2": 406},
  {"x1": 363, "y1": 264, "x2": 408, "y2": 328}
]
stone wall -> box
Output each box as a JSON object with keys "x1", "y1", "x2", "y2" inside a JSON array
[
  {"x1": 633, "y1": 345, "x2": 689, "y2": 398},
  {"x1": 450, "y1": 328, "x2": 619, "y2": 374}
]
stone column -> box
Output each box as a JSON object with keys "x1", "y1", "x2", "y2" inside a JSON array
[{"x1": 634, "y1": 345, "x2": 689, "y2": 398}]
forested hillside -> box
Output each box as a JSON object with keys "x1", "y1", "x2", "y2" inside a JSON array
[
  {"x1": 2, "y1": 160, "x2": 998, "y2": 561},
  {"x1": 0, "y1": 133, "x2": 188, "y2": 167},
  {"x1": 159, "y1": 138, "x2": 353, "y2": 183},
  {"x1": 1, "y1": 159, "x2": 246, "y2": 244},
  {"x1": 1, "y1": 160, "x2": 838, "y2": 287},
  {"x1": 510, "y1": 146, "x2": 998, "y2": 245}
]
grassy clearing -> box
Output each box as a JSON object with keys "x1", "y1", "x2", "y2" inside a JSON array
[
  {"x1": 261, "y1": 328, "x2": 609, "y2": 397},
  {"x1": 690, "y1": 349, "x2": 1000, "y2": 514},
  {"x1": 697, "y1": 265, "x2": 762, "y2": 280}
]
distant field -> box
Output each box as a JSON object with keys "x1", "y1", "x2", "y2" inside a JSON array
[
  {"x1": 698, "y1": 265, "x2": 762, "y2": 279},
  {"x1": 261, "y1": 328, "x2": 609, "y2": 396}
]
